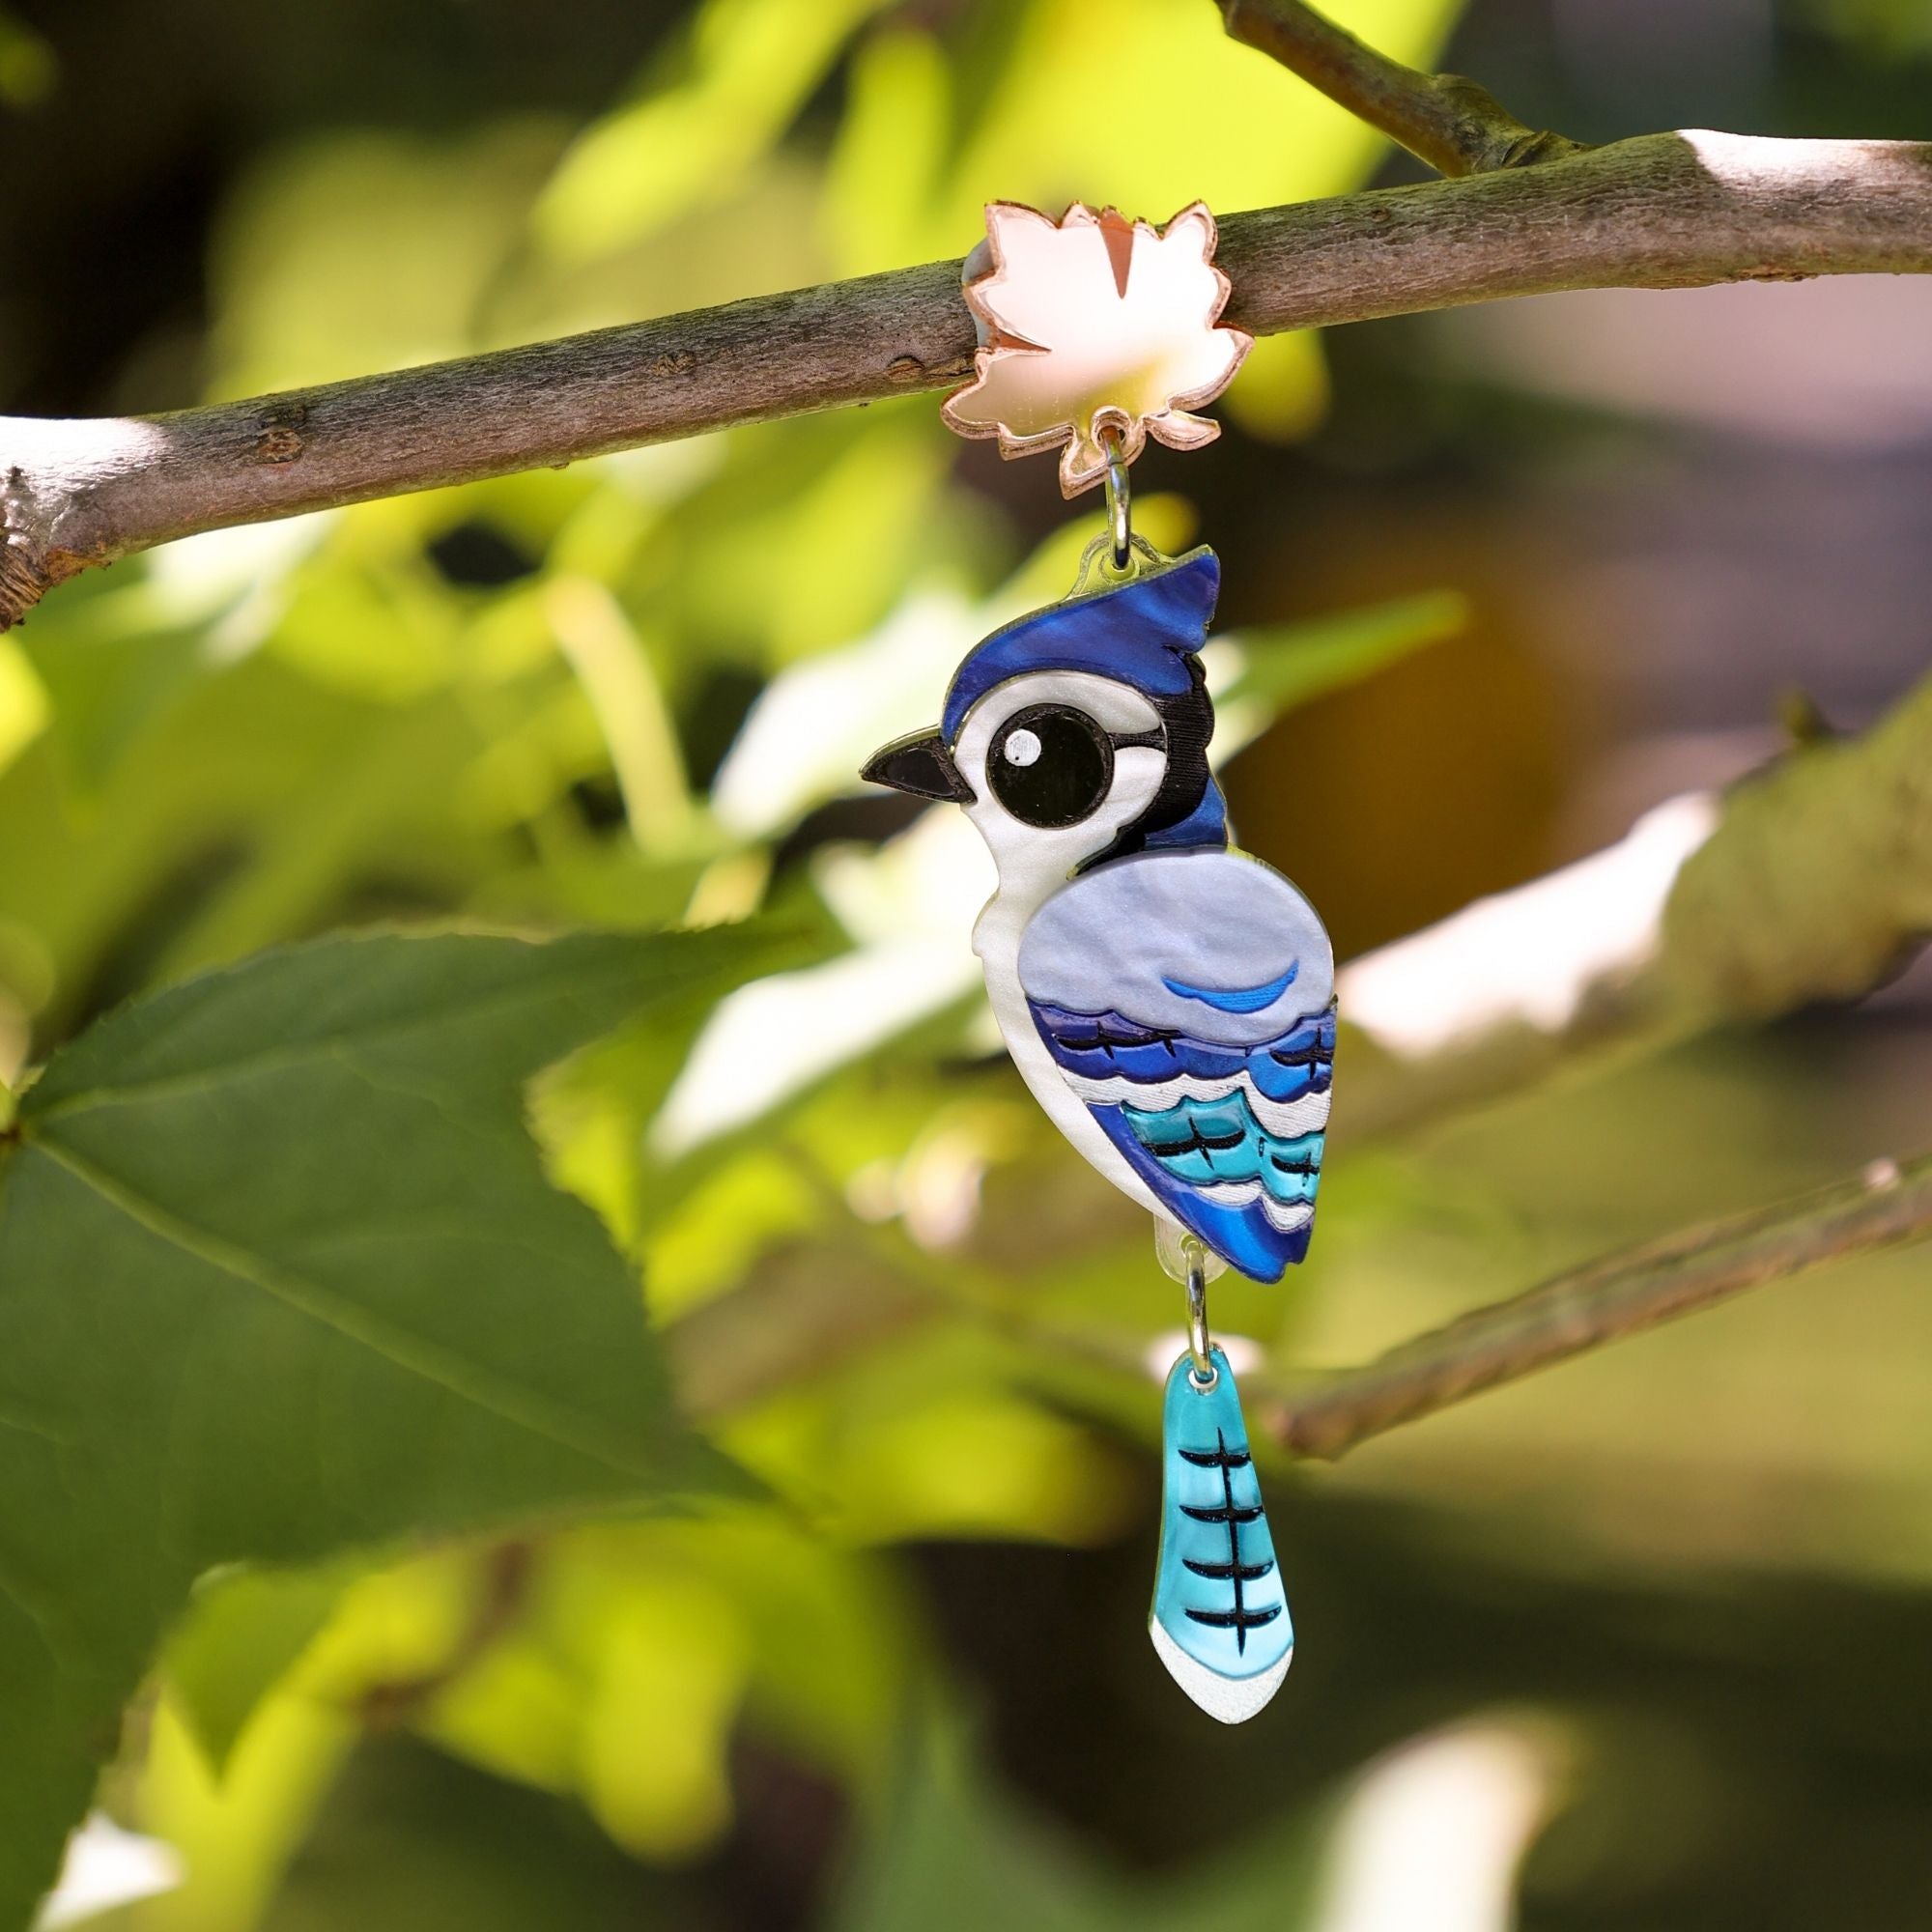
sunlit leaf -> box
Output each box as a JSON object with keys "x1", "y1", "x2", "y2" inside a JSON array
[
  {"x1": 821, "y1": 28, "x2": 952, "y2": 275},
  {"x1": 0, "y1": 925, "x2": 802, "y2": 1927},
  {"x1": 936, "y1": 0, "x2": 1462, "y2": 242},
  {"x1": 1662, "y1": 667, "x2": 1932, "y2": 1014},
  {"x1": 0, "y1": 639, "x2": 47, "y2": 783},
  {"x1": 138, "y1": 1692, "x2": 356, "y2": 1932},
  {"x1": 534, "y1": 0, "x2": 891, "y2": 262},
  {"x1": 684, "y1": 410, "x2": 957, "y2": 668},
  {"x1": 167, "y1": 1562, "x2": 358, "y2": 1774},
  {"x1": 210, "y1": 127, "x2": 563, "y2": 396},
  {"x1": 415, "y1": 1514, "x2": 908, "y2": 1862}
]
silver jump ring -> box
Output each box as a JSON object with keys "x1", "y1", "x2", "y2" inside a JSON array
[
  {"x1": 1102, "y1": 428, "x2": 1131, "y2": 571},
  {"x1": 1184, "y1": 1239, "x2": 1216, "y2": 1390}
]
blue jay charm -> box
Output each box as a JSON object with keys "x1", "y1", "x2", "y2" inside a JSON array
[
  {"x1": 862, "y1": 544, "x2": 1334, "y2": 1278},
  {"x1": 863, "y1": 537, "x2": 1332, "y2": 1721},
  {"x1": 871, "y1": 196, "x2": 1311, "y2": 1719}
]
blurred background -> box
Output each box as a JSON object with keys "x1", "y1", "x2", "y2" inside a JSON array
[{"x1": 4, "y1": 0, "x2": 1931, "y2": 1926}]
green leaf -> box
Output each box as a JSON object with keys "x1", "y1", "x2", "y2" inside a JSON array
[
  {"x1": 1662, "y1": 667, "x2": 1932, "y2": 1017},
  {"x1": 533, "y1": 0, "x2": 892, "y2": 262},
  {"x1": 167, "y1": 1560, "x2": 359, "y2": 1775},
  {"x1": 0, "y1": 923, "x2": 797, "y2": 1930}
]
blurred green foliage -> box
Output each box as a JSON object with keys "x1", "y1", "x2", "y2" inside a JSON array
[
  {"x1": 3, "y1": 1, "x2": 1930, "y2": 1929},
  {"x1": 0, "y1": 1, "x2": 1472, "y2": 1920},
  {"x1": 1801, "y1": 0, "x2": 1932, "y2": 56}
]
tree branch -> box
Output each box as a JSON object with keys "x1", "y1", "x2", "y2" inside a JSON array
[
  {"x1": 5, "y1": 131, "x2": 1930, "y2": 630},
  {"x1": 668, "y1": 1151, "x2": 1932, "y2": 1466},
  {"x1": 1262, "y1": 1152, "x2": 1932, "y2": 1461},
  {"x1": 1218, "y1": 0, "x2": 1586, "y2": 177}
]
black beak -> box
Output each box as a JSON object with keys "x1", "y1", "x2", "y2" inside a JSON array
[{"x1": 861, "y1": 728, "x2": 974, "y2": 804}]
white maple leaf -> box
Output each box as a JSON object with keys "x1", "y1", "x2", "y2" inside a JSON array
[{"x1": 941, "y1": 201, "x2": 1252, "y2": 497}]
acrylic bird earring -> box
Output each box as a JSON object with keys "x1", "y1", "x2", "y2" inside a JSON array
[{"x1": 863, "y1": 202, "x2": 1334, "y2": 1722}]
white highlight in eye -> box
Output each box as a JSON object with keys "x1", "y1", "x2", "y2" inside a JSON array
[{"x1": 1003, "y1": 727, "x2": 1042, "y2": 767}]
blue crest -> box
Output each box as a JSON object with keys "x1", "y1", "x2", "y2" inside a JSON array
[{"x1": 940, "y1": 547, "x2": 1220, "y2": 744}]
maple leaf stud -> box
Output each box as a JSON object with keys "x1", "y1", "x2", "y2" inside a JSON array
[{"x1": 941, "y1": 201, "x2": 1253, "y2": 498}]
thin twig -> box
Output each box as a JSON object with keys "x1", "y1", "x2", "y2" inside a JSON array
[
  {"x1": 1219, "y1": 0, "x2": 1586, "y2": 177},
  {"x1": 669, "y1": 1153, "x2": 1932, "y2": 1466},
  {"x1": 5, "y1": 131, "x2": 1931, "y2": 629},
  {"x1": 1261, "y1": 1153, "x2": 1932, "y2": 1461}
]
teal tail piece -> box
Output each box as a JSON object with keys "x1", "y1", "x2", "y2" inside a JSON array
[{"x1": 1149, "y1": 1347, "x2": 1293, "y2": 1721}]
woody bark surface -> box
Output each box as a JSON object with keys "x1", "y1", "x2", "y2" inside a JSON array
[
  {"x1": 669, "y1": 1149, "x2": 1932, "y2": 1456},
  {"x1": 1260, "y1": 1153, "x2": 1932, "y2": 1460},
  {"x1": 5, "y1": 129, "x2": 1932, "y2": 628}
]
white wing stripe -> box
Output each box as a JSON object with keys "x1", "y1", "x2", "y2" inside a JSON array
[
  {"x1": 1188, "y1": 1181, "x2": 1315, "y2": 1233},
  {"x1": 1062, "y1": 1068, "x2": 1331, "y2": 1140},
  {"x1": 1194, "y1": 1179, "x2": 1261, "y2": 1208},
  {"x1": 1260, "y1": 1196, "x2": 1315, "y2": 1233}
]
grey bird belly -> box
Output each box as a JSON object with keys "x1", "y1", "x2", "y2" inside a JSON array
[{"x1": 1017, "y1": 847, "x2": 1334, "y2": 1040}]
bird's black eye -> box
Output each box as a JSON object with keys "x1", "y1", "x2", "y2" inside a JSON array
[{"x1": 986, "y1": 704, "x2": 1114, "y2": 828}]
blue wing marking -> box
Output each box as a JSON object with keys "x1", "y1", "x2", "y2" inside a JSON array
[
  {"x1": 1030, "y1": 1002, "x2": 1335, "y2": 1282},
  {"x1": 1120, "y1": 1094, "x2": 1322, "y2": 1208},
  {"x1": 1161, "y1": 962, "x2": 1297, "y2": 1014}
]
